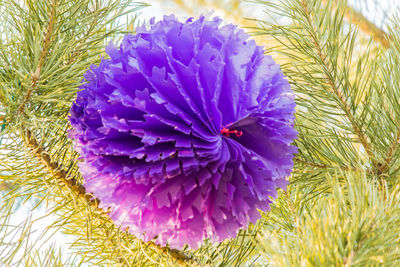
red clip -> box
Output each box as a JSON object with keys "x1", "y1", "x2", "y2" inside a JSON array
[{"x1": 221, "y1": 127, "x2": 243, "y2": 138}]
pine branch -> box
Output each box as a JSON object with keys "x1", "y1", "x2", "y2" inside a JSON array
[
  {"x1": 23, "y1": 129, "x2": 98, "y2": 208},
  {"x1": 323, "y1": 0, "x2": 390, "y2": 48},
  {"x1": 258, "y1": 170, "x2": 400, "y2": 265},
  {"x1": 249, "y1": 0, "x2": 400, "y2": 265},
  {"x1": 0, "y1": 0, "x2": 190, "y2": 265},
  {"x1": 251, "y1": 0, "x2": 382, "y2": 173},
  {"x1": 379, "y1": 130, "x2": 400, "y2": 175},
  {"x1": 300, "y1": 0, "x2": 378, "y2": 170},
  {"x1": 18, "y1": 0, "x2": 57, "y2": 114},
  {"x1": 1, "y1": 0, "x2": 203, "y2": 264},
  {"x1": 377, "y1": 23, "x2": 400, "y2": 175},
  {"x1": 21, "y1": 127, "x2": 198, "y2": 266}
]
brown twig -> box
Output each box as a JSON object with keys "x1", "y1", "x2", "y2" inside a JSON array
[
  {"x1": 294, "y1": 157, "x2": 363, "y2": 173},
  {"x1": 323, "y1": 0, "x2": 390, "y2": 48},
  {"x1": 294, "y1": 158, "x2": 329, "y2": 169},
  {"x1": 148, "y1": 242, "x2": 201, "y2": 266},
  {"x1": 24, "y1": 128, "x2": 100, "y2": 208},
  {"x1": 301, "y1": 0, "x2": 378, "y2": 170},
  {"x1": 343, "y1": 6, "x2": 390, "y2": 48},
  {"x1": 18, "y1": 0, "x2": 57, "y2": 114},
  {"x1": 378, "y1": 129, "x2": 400, "y2": 175}
]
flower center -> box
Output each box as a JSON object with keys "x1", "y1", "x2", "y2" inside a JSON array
[{"x1": 220, "y1": 126, "x2": 243, "y2": 138}]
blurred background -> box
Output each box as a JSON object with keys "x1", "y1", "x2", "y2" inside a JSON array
[{"x1": 139, "y1": 0, "x2": 399, "y2": 30}]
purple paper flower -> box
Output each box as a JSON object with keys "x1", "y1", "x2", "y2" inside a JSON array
[{"x1": 69, "y1": 15, "x2": 297, "y2": 249}]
